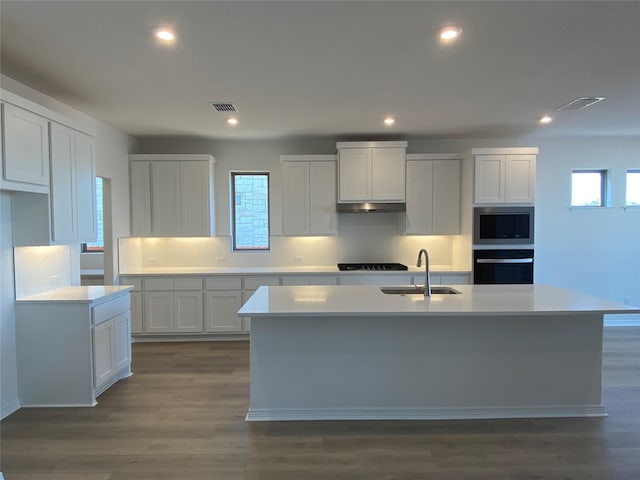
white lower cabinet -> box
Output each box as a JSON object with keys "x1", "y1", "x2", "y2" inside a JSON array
[
  {"x1": 145, "y1": 290, "x2": 203, "y2": 333},
  {"x1": 125, "y1": 271, "x2": 471, "y2": 339},
  {"x1": 175, "y1": 291, "x2": 204, "y2": 332},
  {"x1": 129, "y1": 291, "x2": 143, "y2": 334},
  {"x1": 15, "y1": 289, "x2": 132, "y2": 406},
  {"x1": 93, "y1": 318, "x2": 116, "y2": 390},
  {"x1": 206, "y1": 291, "x2": 243, "y2": 332}
]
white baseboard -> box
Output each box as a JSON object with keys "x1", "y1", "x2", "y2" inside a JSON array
[
  {"x1": 245, "y1": 404, "x2": 607, "y2": 422},
  {"x1": 132, "y1": 334, "x2": 249, "y2": 343},
  {"x1": 1, "y1": 398, "x2": 20, "y2": 420}
]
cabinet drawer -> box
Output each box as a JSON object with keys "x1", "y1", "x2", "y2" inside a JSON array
[
  {"x1": 243, "y1": 276, "x2": 280, "y2": 290},
  {"x1": 144, "y1": 278, "x2": 174, "y2": 291},
  {"x1": 120, "y1": 277, "x2": 142, "y2": 291},
  {"x1": 174, "y1": 278, "x2": 203, "y2": 290},
  {"x1": 93, "y1": 294, "x2": 130, "y2": 326},
  {"x1": 280, "y1": 275, "x2": 310, "y2": 286},
  {"x1": 339, "y1": 274, "x2": 413, "y2": 286},
  {"x1": 206, "y1": 276, "x2": 242, "y2": 290}
]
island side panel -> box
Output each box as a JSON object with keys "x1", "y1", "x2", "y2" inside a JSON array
[{"x1": 247, "y1": 313, "x2": 604, "y2": 421}]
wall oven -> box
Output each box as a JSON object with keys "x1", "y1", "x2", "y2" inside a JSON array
[
  {"x1": 473, "y1": 206, "x2": 534, "y2": 245},
  {"x1": 473, "y1": 249, "x2": 534, "y2": 285}
]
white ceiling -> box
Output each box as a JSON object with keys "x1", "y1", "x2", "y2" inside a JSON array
[{"x1": 1, "y1": 1, "x2": 639, "y2": 140}]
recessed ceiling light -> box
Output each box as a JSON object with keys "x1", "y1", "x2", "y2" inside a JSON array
[
  {"x1": 383, "y1": 117, "x2": 395, "y2": 126},
  {"x1": 539, "y1": 115, "x2": 553, "y2": 124},
  {"x1": 438, "y1": 25, "x2": 463, "y2": 42},
  {"x1": 151, "y1": 26, "x2": 176, "y2": 44},
  {"x1": 227, "y1": 117, "x2": 239, "y2": 126}
]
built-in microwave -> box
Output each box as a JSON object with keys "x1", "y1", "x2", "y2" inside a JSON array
[{"x1": 473, "y1": 206, "x2": 534, "y2": 245}]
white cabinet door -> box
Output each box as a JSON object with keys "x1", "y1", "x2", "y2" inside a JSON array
[
  {"x1": 405, "y1": 161, "x2": 434, "y2": 234},
  {"x1": 75, "y1": 132, "x2": 97, "y2": 241},
  {"x1": 406, "y1": 159, "x2": 460, "y2": 235},
  {"x1": 505, "y1": 155, "x2": 535, "y2": 203},
  {"x1": 180, "y1": 161, "x2": 211, "y2": 236},
  {"x1": 371, "y1": 147, "x2": 405, "y2": 201},
  {"x1": 174, "y1": 291, "x2": 203, "y2": 332},
  {"x1": 145, "y1": 292, "x2": 174, "y2": 333},
  {"x1": 130, "y1": 291, "x2": 143, "y2": 334},
  {"x1": 93, "y1": 319, "x2": 115, "y2": 390},
  {"x1": 205, "y1": 291, "x2": 242, "y2": 332},
  {"x1": 241, "y1": 290, "x2": 256, "y2": 332},
  {"x1": 130, "y1": 161, "x2": 151, "y2": 236},
  {"x1": 309, "y1": 161, "x2": 336, "y2": 234},
  {"x1": 49, "y1": 122, "x2": 77, "y2": 242},
  {"x1": 432, "y1": 160, "x2": 461, "y2": 234},
  {"x1": 475, "y1": 155, "x2": 505, "y2": 204},
  {"x1": 113, "y1": 312, "x2": 131, "y2": 371},
  {"x1": 1, "y1": 103, "x2": 50, "y2": 190},
  {"x1": 339, "y1": 148, "x2": 371, "y2": 201},
  {"x1": 282, "y1": 162, "x2": 310, "y2": 235},
  {"x1": 151, "y1": 161, "x2": 181, "y2": 236}
]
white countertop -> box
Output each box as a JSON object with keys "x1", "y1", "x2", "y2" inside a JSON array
[
  {"x1": 119, "y1": 265, "x2": 470, "y2": 276},
  {"x1": 238, "y1": 284, "x2": 640, "y2": 317},
  {"x1": 16, "y1": 286, "x2": 133, "y2": 304}
]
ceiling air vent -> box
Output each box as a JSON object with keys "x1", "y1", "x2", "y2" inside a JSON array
[
  {"x1": 554, "y1": 97, "x2": 605, "y2": 111},
  {"x1": 210, "y1": 102, "x2": 238, "y2": 113}
]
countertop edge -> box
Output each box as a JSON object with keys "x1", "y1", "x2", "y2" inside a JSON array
[{"x1": 16, "y1": 286, "x2": 133, "y2": 304}]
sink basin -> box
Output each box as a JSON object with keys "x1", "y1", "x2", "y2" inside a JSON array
[{"x1": 380, "y1": 285, "x2": 461, "y2": 295}]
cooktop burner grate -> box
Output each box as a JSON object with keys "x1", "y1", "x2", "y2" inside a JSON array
[{"x1": 337, "y1": 263, "x2": 408, "y2": 271}]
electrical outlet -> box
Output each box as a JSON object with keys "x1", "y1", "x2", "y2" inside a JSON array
[
  {"x1": 624, "y1": 297, "x2": 631, "y2": 305},
  {"x1": 294, "y1": 256, "x2": 303, "y2": 265},
  {"x1": 216, "y1": 257, "x2": 225, "y2": 265},
  {"x1": 148, "y1": 256, "x2": 159, "y2": 265}
]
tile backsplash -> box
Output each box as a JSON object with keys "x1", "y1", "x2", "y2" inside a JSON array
[{"x1": 14, "y1": 245, "x2": 71, "y2": 298}]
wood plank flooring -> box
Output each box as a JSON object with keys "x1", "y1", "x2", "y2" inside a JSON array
[{"x1": 2, "y1": 327, "x2": 639, "y2": 479}]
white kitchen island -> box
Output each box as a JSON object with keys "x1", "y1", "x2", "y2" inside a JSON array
[{"x1": 238, "y1": 284, "x2": 639, "y2": 421}]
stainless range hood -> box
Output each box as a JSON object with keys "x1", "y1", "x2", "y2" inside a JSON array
[{"x1": 336, "y1": 202, "x2": 406, "y2": 213}]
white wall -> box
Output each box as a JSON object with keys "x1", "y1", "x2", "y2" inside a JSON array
[{"x1": 533, "y1": 136, "x2": 640, "y2": 306}]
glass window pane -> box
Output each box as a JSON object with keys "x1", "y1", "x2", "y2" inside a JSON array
[
  {"x1": 232, "y1": 173, "x2": 269, "y2": 250},
  {"x1": 626, "y1": 170, "x2": 640, "y2": 206},
  {"x1": 571, "y1": 171, "x2": 604, "y2": 207}
]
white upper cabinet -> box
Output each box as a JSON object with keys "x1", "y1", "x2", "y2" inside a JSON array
[
  {"x1": 470, "y1": 148, "x2": 537, "y2": 204},
  {"x1": 405, "y1": 156, "x2": 461, "y2": 235},
  {"x1": 337, "y1": 141, "x2": 407, "y2": 203},
  {"x1": 50, "y1": 123, "x2": 97, "y2": 243},
  {"x1": 129, "y1": 154, "x2": 215, "y2": 237},
  {"x1": 1, "y1": 102, "x2": 50, "y2": 193},
  {"x1": 281, "y1": 155, "x2": 336, "y2": 236},
  {"x1": 12, "y1": 122, "x2": 96, "y2": 246}
]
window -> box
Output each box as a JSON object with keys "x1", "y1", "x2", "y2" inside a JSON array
[
  {"x1": 82, "y1": 177, "x2": 104, "y2": 252},
  {"x1": 626, "y1": 170, "x2": 640, "y2": 206},
  {"x1": 571, "y1": 170, "x2": 607, "y2": 207},
  {"x1": 231, "y1": 172, "x2": 270, "y2": 251}
]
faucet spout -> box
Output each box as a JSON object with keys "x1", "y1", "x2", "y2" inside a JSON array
[{"x1": 416, "y1": 248, "x2": 431, "y2": 297}]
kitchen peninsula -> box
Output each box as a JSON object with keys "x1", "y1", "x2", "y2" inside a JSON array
[{"x1": 239, "y1": 284, "x2": 639, "y2": 421}]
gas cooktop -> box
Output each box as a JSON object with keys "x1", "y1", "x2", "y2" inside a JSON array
[{"x1": 337, "y1": 263, "x2": 408, "y2": 271}]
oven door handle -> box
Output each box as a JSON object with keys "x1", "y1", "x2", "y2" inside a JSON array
[{"x1": 476, "y1": 258, "x2": 533, "y2": 264}]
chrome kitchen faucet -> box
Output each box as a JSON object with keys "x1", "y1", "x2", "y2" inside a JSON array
[{"x1": 416, "y1": 248, "x2": 431, "y2": 297}]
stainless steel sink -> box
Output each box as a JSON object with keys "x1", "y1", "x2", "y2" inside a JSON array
[{"x1": 380, "y1": 285, "x2": 461, "y2": 295}]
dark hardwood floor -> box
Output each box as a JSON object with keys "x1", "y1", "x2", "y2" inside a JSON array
[{"x1": 2, "y1": 327, "x2": 639, "y2": 480}]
